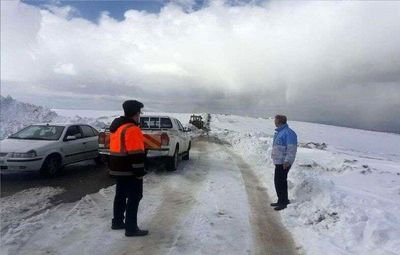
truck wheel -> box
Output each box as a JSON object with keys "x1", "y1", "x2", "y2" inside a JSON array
[
  {"x1": 166, "y1": 145, "x2": 179, "y2": 171},
  {"x1": 182, "y1": 142, "x2": 191, "y2": 161},
  {"x1": 40, "y1": 155, "x2": 62, "y2": 177},
  {"x1": 95, "y1": 154, "x2": 108, "y2": 166}
]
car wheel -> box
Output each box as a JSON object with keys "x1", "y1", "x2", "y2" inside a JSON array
[
  {"x1": 182, "y1": 142, "x2": 191, "y2": 161},
  {"x1": 40, "y1": 155, "x2": 61, "y2": 177},
  {"x1": 166, "y1": 145, "x2": 179, "y2": 171}
]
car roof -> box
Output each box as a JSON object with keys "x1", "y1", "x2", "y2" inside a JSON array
[{"x1": 33, "y1": 123, "x2": 94, "y2": 127}]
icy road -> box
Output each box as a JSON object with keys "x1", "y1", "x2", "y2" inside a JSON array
[{"x1": 0, "y1": 137, "x2": 298, "y2": 255}]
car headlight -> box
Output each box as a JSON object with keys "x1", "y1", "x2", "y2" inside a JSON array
[{"x1": 10, "y1": 150, "x2": 37, "y2": 158}]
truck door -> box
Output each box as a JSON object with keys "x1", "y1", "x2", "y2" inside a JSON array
[{"x1": 175, "y1": 119, "x2": 188, "y2": 153}]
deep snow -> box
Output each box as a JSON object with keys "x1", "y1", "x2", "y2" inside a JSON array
[
  {"x1": 1, "y1": 99, "x2": 399, "y2": 255},
  {"x1": 210, "y1": 114, "x2": 400, "y2": 255}
]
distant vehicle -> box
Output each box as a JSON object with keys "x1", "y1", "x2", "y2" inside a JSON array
[
  {"x1": 0, "y1": 123, "x2": 99, "y2": 176},
  {"x1": 189, "y1": 114, "x2": 204, "y2": 129},
  {"x1": 98, "y1": 115, "x2": 191, "y2": 171}
]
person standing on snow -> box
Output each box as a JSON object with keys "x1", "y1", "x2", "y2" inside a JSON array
[
  {"x1": 109, "y1": 100, "x2": 149, "y2": 236},
  {"x1": 270, "y1": 115, "x2": 298, "y2": 211}
]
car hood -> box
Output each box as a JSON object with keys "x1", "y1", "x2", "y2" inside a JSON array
[{"x1": 0, "y1": 139, "x2": 56, "y2": 153}]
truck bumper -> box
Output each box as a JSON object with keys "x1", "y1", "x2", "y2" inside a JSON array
[
  {"x1": 98, "y1": 149, "x2": 170, "y2": 158},
  {"x1": 147, "y1": 149, "x2": 170, "y2": 158}
]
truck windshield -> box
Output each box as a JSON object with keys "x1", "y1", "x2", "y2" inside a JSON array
[
  {"x1": 140, "y1": 117, "x2": 172, "y2": 129},
  {"x1": 8, "y1": 125, "x2": 65, "y2": 140}
]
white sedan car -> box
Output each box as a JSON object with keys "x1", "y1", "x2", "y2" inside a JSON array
[{"x1": 0, "y1": 123, "x2": 99, "y2": 176}]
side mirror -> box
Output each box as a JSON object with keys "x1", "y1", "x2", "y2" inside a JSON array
[
  {"x1": 183, "y1": 127, "x2": 191, "y2": 132},
  {"x1": 65, "y1": 135, "x2": 77, "y2": 141}
]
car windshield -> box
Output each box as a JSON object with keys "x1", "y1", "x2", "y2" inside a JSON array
[{"x1": 9, "y1": 125, "x2": 65, "y2": 141}]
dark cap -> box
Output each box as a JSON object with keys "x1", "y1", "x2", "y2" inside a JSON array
[{"x1": 122, "y1": 100, "x2": 144, "y2": 117}]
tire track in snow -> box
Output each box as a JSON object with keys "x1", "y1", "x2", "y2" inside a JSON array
[
  {"x1": 116, "y1": 140, "x2": 210, "y2": 255},
  {"x1": 225, "y1": 146, "x2": 298, "y2": 255}
]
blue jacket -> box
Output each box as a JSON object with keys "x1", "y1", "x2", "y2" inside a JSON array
[{"x1": 271, "y1": 124, "x2": 298, "y2": 165}]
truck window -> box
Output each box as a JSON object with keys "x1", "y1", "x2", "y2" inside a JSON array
[
  {"x1": 140, "y1": 117, "x2": 150, "y2": 129},
  {"x1": 177, "y1": 120, "x2": 185, "y2": 130},
  {"x1": 160, "y1": 118, "x2": 172, "y2": 128},
  {"x1": 150, "y1": 117, "x2": 160, "y2": 128},
  {"x1": 140, "y1": 117, "x2": 172, "y2": 129},
  {"x1": 175, "y1": 119, "x2": 183, "y2": 131}
]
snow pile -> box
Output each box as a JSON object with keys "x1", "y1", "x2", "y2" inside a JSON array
[
  {"x1": 0, "y1": 96, "x2": 205, "y2": 141},
  {"x1": 0, "y1": 187, "x2": 64, "y2": 254},
  {"x1": 0, "y1": 96, "x2": 116, "y2": 140},
  {"x1": 0, "y1": 96, "x2": 58, "y2": 139},
  {"x1": 210, "y1": 114, "x2": 400, "y2": 255}
]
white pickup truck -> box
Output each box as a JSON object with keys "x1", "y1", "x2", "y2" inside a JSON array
[{"x1": 98, "y1": 115, "x2": 191, "y2": 171}]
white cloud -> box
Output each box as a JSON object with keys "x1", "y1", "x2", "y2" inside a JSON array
[
  {"x1": 1, "y1": 0, "x2": 400, "y2": 132},
  {"x1": 54, "y1": 63, "x2": 77, "y2": 75}
]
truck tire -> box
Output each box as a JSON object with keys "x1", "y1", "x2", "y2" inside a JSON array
[
  {"x1": 166, "y1": 145, "x2": 179, "y2": 171},
  {"x1": 95, "y1": 154, "x2": 108, "y2": 166},
  {"x1": 40, "y1": 154, "x2": 62, "y2": 177},
  {"x1": 182, "y1": 142, "x2": 191, "y2": 161}
]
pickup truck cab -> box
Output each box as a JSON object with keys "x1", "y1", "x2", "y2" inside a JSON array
[{"x1": 98, "y1": 115, "x2": 191, "y2": 171}]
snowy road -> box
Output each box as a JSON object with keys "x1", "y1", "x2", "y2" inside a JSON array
[{"x1": 1, "y1": 137, "x2": 298, "y2": 255}]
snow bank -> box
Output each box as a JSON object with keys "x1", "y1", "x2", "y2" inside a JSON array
[
  {"x1": 0, "y1": 96, "x2": 205, "y2": 141},
  {"x1": 0, "y1": 96, "x2": 58, "y2": 140},
  {"x1": 0, "y1": 187, "x2": 64, "y2": 254},
  {"x1": 210, "y1": 114, "x2": 400, "y2": 255}
]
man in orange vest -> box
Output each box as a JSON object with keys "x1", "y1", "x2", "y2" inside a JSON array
[{"x1": 109, "y1": 100, "x2": 148, "y2": 236}]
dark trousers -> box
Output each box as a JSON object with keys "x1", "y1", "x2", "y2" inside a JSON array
[
  {"x1": 274, "y1": 164, "x2": 290, "y2": 204},
  {"x1": 113, "y1": 176, "x2": 143, "y2": 231}
]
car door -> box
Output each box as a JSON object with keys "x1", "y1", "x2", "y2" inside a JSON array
[
  {"x1": 62, "y1": 125, "x2": 86, "y2": 164},
  {"x1": 79, "y1": 125, "x2": 99, "y2": 159}
]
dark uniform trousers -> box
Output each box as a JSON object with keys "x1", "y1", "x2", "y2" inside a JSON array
[
  {"x1": 113, "y1": 176, "x2": 143, "y2": 231},
  {"x1": 274, "y1": 164, "x2": 291, "y2": 204}
]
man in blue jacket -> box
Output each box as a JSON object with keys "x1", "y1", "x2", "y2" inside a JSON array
[{"x1": 270, "y1": 115, "x2": 298, "y2": 211}]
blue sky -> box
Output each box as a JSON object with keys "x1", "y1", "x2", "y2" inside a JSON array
[
  {"x1": 23, "y1": 0, "x2": 166, "y2": 20},
  {"x1": 22, "y1": 0, "x2": 207, "y2": 21}
]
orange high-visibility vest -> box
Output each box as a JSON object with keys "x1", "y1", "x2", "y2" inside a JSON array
[
  {"x1": 109, "y1": 123, "x2": 146, "y2": 177},
  {"x1": 110, "y1": 124, "x2": 145, "y2": 156}
]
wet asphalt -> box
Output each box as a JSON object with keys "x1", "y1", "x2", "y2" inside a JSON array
[
  {"x1": 0, "y1": 158, "x2": 169, "y2": 204},
  {"x1": 0, "y1": 160, "x2": 114, "y2": 204}
]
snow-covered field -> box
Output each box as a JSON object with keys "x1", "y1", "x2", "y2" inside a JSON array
[
  {"x1": 210, "y1": 114, "x2": 400, "y2": 255},
  {"x1": 1, "y1": 97, "x2": 399, "y2": 255}
]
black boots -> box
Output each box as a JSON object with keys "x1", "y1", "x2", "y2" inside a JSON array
[
  {"x1": 112, "y1": 220, "x2": 149, "y2": 236},
  {"x1": 111, "y1": 220, "x2": 125, "y2": 230},
  {"x1": 274, "y1": 204, "x2": 287, "y2": 211},
  {"x1": 270, "y1": 201, "x2": 290, "y2": 211},
  {"x1": 125, "y1": 228, "x2": 149, "y2": 237}
]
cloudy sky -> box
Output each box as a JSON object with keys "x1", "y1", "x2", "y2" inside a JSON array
[{"x1": 1, "y1": 0, "x2": 400, "y2": 133}]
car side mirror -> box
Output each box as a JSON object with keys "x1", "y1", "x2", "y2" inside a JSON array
[
  {"x1": 65, "y1": 135, "x2": 77, "y2": 141},
  {"x1": 183, "y1": 127, "x2": 191, "y2": 132}
]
